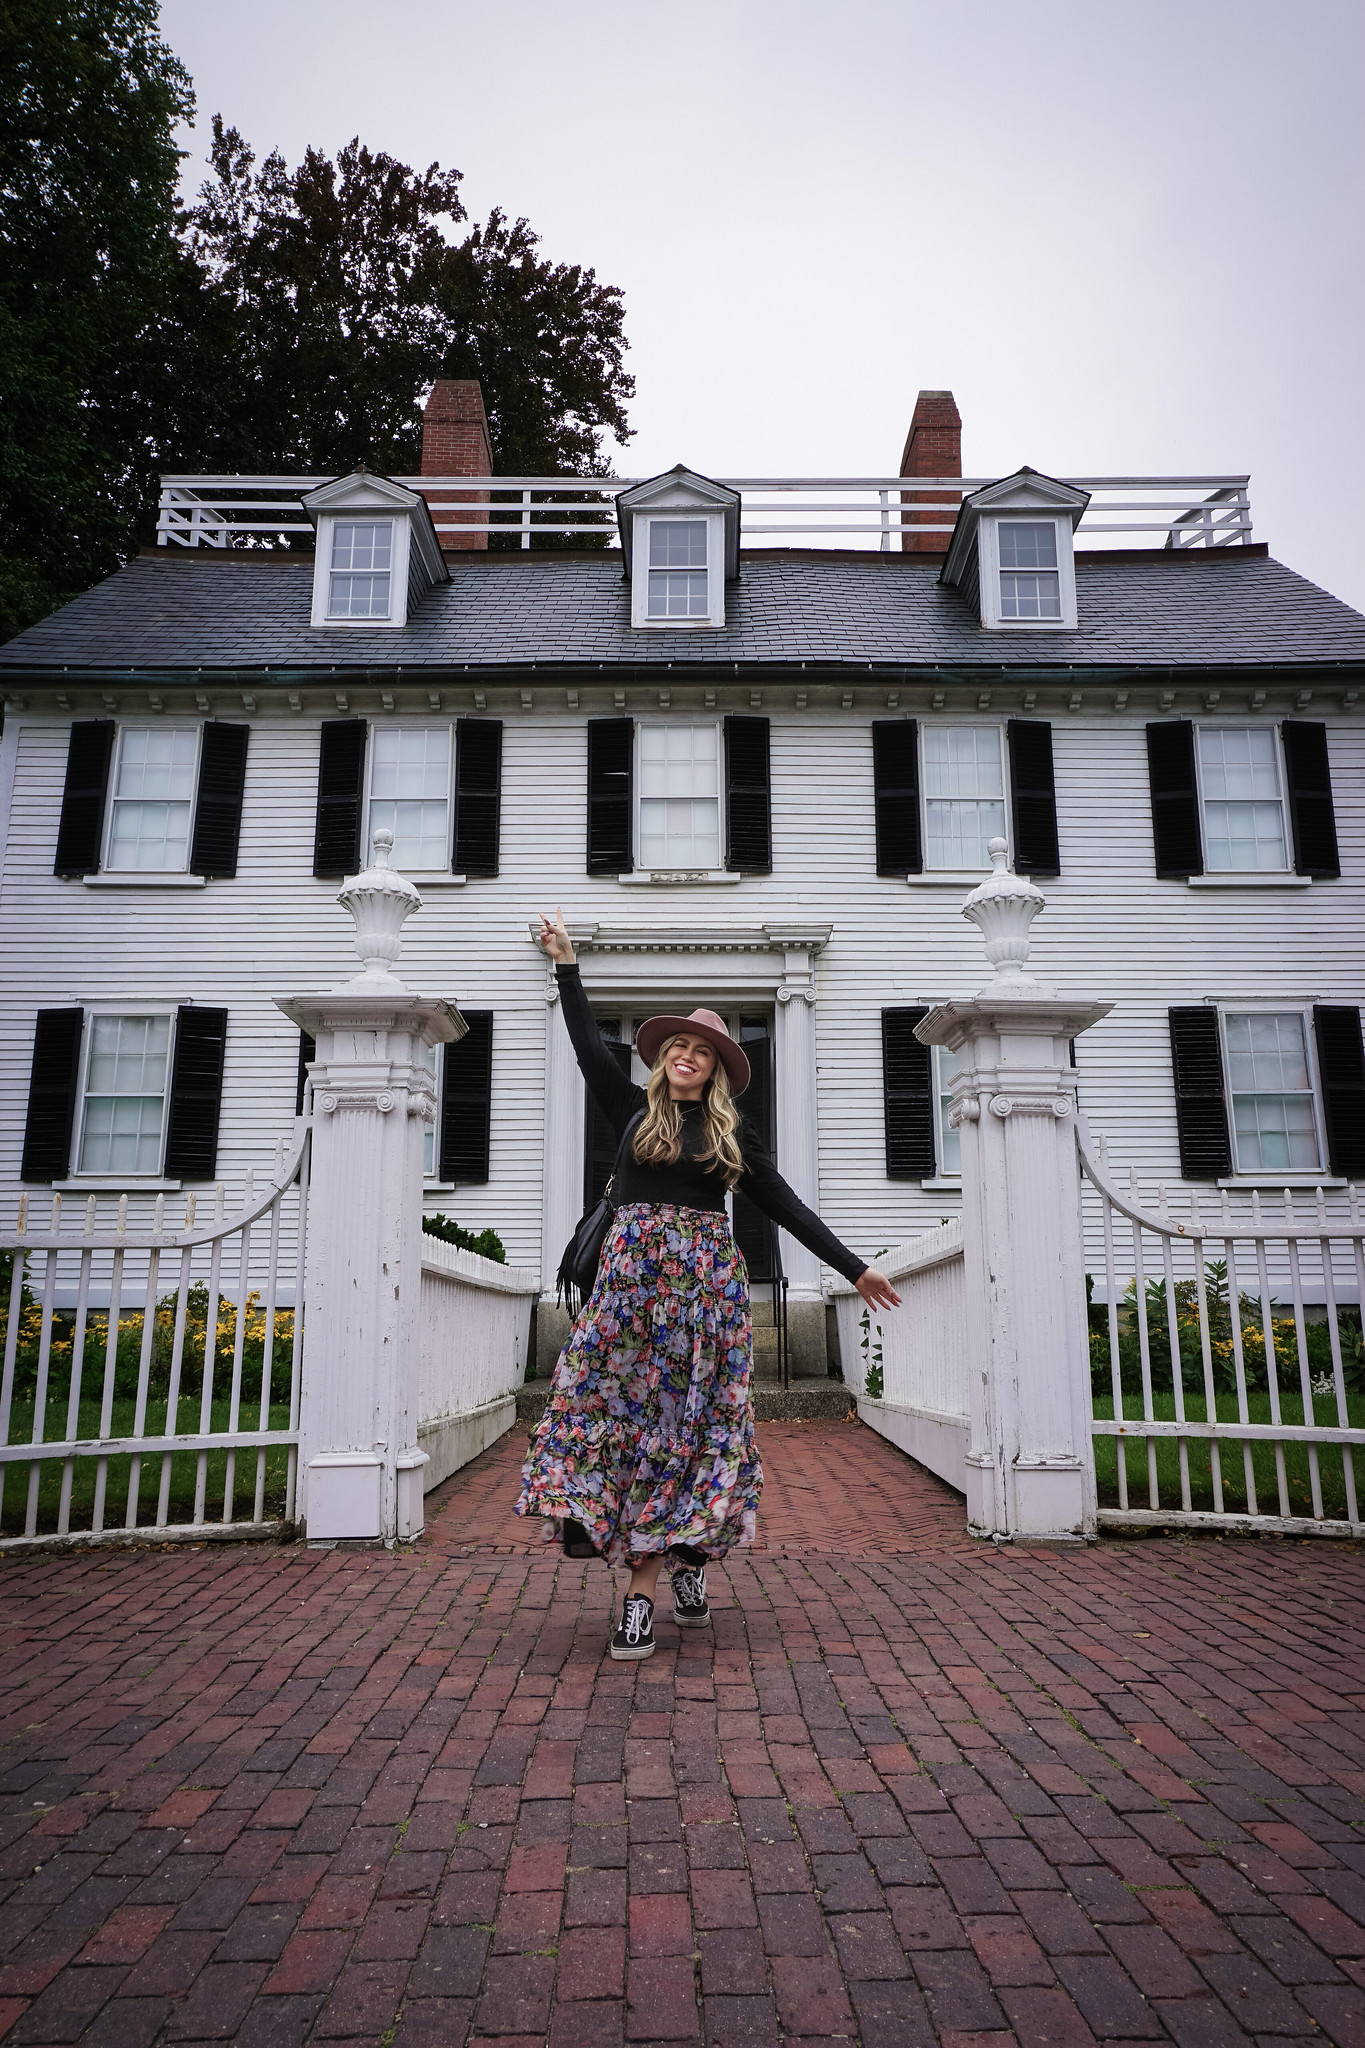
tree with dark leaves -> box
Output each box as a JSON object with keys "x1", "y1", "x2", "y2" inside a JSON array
[
  {"x1": 0, "y1": 0, "x2": 193, "y2": 641},
  {"x1": 175, "y1": 119, "x2": 635, "y2": 486}
]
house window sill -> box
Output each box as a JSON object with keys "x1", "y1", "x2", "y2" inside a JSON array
[
  {"x1": 1186, "y1": 874, "x2": 1312, "y2": 889},
  {"x1": 424, "y1": 1182, "x2": 458, "y2": 1194},
  {"x1": 402, "y1": 875, "x2": 467, "y2": 888},
  {"x1": 54, "y1": 1178, "x2": 184, "y2": 1193},
  {"x1": 918, "y1": 1178, "x2": 964, "y2": 1192},
  {"x1": 1216, "y1": 1175, "x2": 1346, "y2": 1189},
  {"x1": 83, "y1": 873, "x2": 207, "y2": 889},
  {"x1": 617, "y1": 870, "x2": 743, "y2": 886},
  {"x1": 909, "y1": 871, "x2": 992, "y2": 887}
]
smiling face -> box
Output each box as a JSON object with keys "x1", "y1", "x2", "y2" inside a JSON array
[{"x1": 660, "y1": 1032, "x2": 718, "y2": 1101}]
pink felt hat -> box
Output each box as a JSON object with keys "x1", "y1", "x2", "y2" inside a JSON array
[{"x1": 634, "y1": 1008, "x2": 751, "y2": 1096}]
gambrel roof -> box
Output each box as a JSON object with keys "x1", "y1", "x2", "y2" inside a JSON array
[{"x1": 4, "y1": 545, "x2": 1365, "y2": 678}]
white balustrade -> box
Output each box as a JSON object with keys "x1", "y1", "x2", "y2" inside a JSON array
[
  {"x1": 829, "y1": 1218, "x2": 968, "y2": 1492},
  {"x1": 156, "y1": 472, "x2": 1254, "y2": 552},
  {"x1": 418, "y1": 1236, "x2": 539, "y2": 1489}
]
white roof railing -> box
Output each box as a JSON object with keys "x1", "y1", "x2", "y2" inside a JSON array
[{"x1": 156, "y1": 473, "x2": 1253, "y2": 552}]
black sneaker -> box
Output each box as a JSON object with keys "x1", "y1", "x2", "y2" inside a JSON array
[
  {"x1": 671, "y1": 1564, "x2": 710, "y2": 1628},
  {"x1": 610, "y1": 1593, "x2": 656, "y2": 1661}
]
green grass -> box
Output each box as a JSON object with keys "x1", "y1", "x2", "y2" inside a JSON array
[
  {"x1": 0, "y1": 1397, "x2": 293, "y2": 1539},
  {"x1": 1092, "y1": 1386, "x2": 1365, "y2": 1522}
]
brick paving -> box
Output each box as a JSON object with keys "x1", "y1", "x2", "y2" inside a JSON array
[{"x1": 2, "y1": 1422, "x2": 1365, "y2": 2048}]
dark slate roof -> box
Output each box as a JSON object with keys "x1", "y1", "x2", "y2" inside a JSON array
[{"x1": 4, "y1": 546, "x2": 1365, "y2": 676}]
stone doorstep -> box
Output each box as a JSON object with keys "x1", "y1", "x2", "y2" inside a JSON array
[{"x1": 514, "y1": 1381, "x2": 853, "y2": 1426}]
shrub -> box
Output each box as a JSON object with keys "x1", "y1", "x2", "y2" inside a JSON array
[
  {"x1": 1088, "y1": 1262, "x2": 1364, "y2": 1400},
  {"x1": 422, "y1": 1214, "x2": 506, "y2": 1263}
]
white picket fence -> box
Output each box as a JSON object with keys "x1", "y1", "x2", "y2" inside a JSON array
[
  {"x1": 830, "y1": 1218, "x2": 969, "y2": 1493},
  {"x1": 1079, "y1": 1117, "x2": 1365, "y2": 1537},
  {"x1": 418, "y1": 1235, "x2": 539, "y2": 1488},
  {"x1": 0, "y1": 1125, "x2": 309, "y2": 1549}
]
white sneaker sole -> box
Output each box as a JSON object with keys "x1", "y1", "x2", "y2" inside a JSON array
[
  {"x1": 673, "y1": 1607, "x2": 711, "y2": 1628},
  {"x1": 609, "y1": 1636, "x2": 657, "y2": 1661}
]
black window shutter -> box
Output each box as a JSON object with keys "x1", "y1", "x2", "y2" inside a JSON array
[
  {"x1": 313, "y1": 719, "x2": 367, "y2": 878},
  {"x1": 1282, "y1": 722, "x2": 1341, "y2": 880},
  {"x1": 872, "y1": 720, "x2": 922, "y2": 876},
  {"x1": 1168, "y1": 1008, "x2": 1231, "y2": 1178},
  {"x1": 1146, "y1": 722, "x2": 1203, "y2": 879},
  {"x1": 882, "y1": 1007, "x2": 936, "y2": 1179},
  {"x1": 164, "y1": 1007, "x2": 228, "y2": 1181},
  {"x1": 724, "y1": 715, "x2": 772, "y2": 873},
  {"x1": 20, "y1": 1009, "x2": 84, "y2": 1181},
  {"x1": 454, "y1": 718, "x2": 502, "y2": 877},
  {"x1": 1314, "y1": 1007, "x2": 1365, "y2": 1178},
  {"x1": 53, "y1": 721, "x2": 115, "y2": 877},
  {"x1": 587, "y1": 718, "x2": 633, "y2": 875},
  {"x1": 1007, "y1": 719, "x2": 1060, "y2": 876},
  {"x1": 440, "y1": 1012, "x2": 493, "y2": 1183},
  {"x1": 189, "y1": 723, "x2": 250, "y2": 879},
  {"x1": 295, "y1": 1031, "x2": 316, "y2": 1117}
]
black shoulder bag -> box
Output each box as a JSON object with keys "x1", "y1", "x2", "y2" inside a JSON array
[{"x1": 556, "y1": 1110, "x2": 645, "y2": 1314}]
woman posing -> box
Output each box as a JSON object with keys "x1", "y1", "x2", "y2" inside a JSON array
[{"x1": 517, "y1": 910, "x2": 901, "y2": 1661}]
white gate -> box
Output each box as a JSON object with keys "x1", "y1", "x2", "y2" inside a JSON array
[
  {"x1": 1078, "y1": 1116, "x2": 1365, "y2": 1537},
  {"x1": 0, "y1": 1122, "x2": 309, "y2": 1549}
]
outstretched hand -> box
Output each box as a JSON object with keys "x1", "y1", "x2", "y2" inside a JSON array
[
  {"x1": 855, "y1": 1267, "x2": 902, "y2": 1312},
  {"x1": 537, "y1": 907, "x2": 576, "y2": 966}
]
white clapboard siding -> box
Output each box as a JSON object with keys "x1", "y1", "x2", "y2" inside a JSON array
[{"x1": 1, "y1": 708, "x2": 1361, "y2": 1299}]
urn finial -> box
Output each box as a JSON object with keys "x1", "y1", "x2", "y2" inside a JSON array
[
  {"x1": 961, "y1": 837, "x2": 1052, "y2": 995},
  {"x1": 334, "y1": 830, "x2": 423, "y2": 989}
]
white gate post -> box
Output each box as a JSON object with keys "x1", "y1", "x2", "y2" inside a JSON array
[
  {"x1": 275, "y1": 832, "x2": 464, "y2": 1545},
  {"x1": 916, "y1": 841, "x2": 1111, "y2": 1543}
]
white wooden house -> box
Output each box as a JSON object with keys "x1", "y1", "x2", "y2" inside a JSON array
[{"x1": 2, "y1": 382, "x2": 1363, "y2": 1377}]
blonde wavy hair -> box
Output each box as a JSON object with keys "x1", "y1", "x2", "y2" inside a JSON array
[{"x1": 632, "y1": 1034, "x2": 745, "y2": 1189}]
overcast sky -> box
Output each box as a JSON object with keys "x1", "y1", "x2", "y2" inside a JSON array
[{"x1": 160, "y1": 0, "x2": 1365, "y2": 611}]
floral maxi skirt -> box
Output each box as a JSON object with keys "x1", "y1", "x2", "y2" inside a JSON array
[{"x1": 516, "y1": 1203, "x2": 762, "y2": 1565}]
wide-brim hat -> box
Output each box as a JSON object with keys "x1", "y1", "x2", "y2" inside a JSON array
[{"x1": 635, "y1": 1008, "x2": 751, "y2": 1096}]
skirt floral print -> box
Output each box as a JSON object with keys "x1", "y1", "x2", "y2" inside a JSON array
[{"x1": 516, "y1": 1203, "x2": 763, "y2": 1565}]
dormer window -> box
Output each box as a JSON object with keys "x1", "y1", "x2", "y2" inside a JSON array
[
  {"x1": 616, "y1": 466, "x2": 740, "y2": 630},
  {"x1": 997, "y1": 522, "x2": 1061, "y2": 620},
  {"x1": 941, "y1": 468, "x2": 1088, "y2": 633},
  {"x1": 648, "y1": 521, "x2": 709, "y2": 618},
  {"x1": 303, "y1": 471, "x2": 447, "y2": 630},
  {"x1": 329, "y1": 521, "x2": 394, "y2": 619}
]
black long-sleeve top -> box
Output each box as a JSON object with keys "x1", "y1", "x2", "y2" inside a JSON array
[{"x1": 556, "y1": 963, "x2": 867, "y2": 1285}]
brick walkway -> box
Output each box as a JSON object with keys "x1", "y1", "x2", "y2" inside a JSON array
[{"x1": 3, "y1": 1422, "x2": 1365, "y2": 2048}]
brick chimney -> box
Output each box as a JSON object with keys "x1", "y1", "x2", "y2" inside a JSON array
[
  {"x1": 899, "y1": 389, "x2": 961, "y2": 554},
  {"x1": 420, "y1": 379, "x2": 493, "y2": 552}
]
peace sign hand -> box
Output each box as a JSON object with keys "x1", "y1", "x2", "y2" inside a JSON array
[{"x1": 537, "y1": 907, "x2": 576, "y2": 966}]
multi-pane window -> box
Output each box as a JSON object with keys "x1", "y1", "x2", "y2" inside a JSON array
[
  {"x1": 638, "y1": 724, "x2": 721, "y2": 869},
  {"x1": 1198, "y1": 728, "x2": 1289, "y2": 871},
  {"x1": 998, "y1": 522, "x2": 1061, "y2": 620},
  {"x1": 936, "y1": 1045, "x2": 963, "y2": 1175},
  {"x1": 647, "y1": 521, "x2": 709, "y2": 618},
  {"x1": 1224, "y1": 1012, "x2": 1321, "y2": 1173},
  {"x1": 924, "y1": 727, "x2": 1007, "y2": 869},
  {"x1": 106, "y1": 728, "x2": 199, "y2": 871},
  {"x1": 369, "y1": 727, "x2": 452, "y2": 869},
  {"x1": 78, "y1": 1015, "x2": 171, "y2": 1175},
  {"x1": 329, "y1": 521, "x2": 393, "y2": 618}
]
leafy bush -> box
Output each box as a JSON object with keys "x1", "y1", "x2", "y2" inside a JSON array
[
  {"x1": 1, "y1": 1278, "x2": 294, "y2": 1419},
  {"x1": 1088, "y1": 1262, "x2": 1364, "y2": 1400},
  {"x1": 422, "y1": 1214, "x2": 506, "y2": 1263}
]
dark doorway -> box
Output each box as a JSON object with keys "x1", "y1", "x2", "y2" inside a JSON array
[
  {"x1": 732, "y1": 1017, "x2": 778, "y2": 1281},
  {"x1": 583, "y1": 1018, "x2": 632, "y2": 1207}
]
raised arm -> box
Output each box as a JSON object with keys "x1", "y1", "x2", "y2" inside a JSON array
[{"x1": 538, "y1": 908, "x2": 645, "y2": 1132}]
